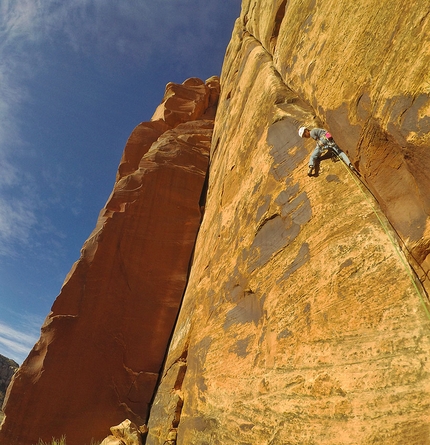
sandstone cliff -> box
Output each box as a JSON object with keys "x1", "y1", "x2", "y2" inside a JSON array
[
  {"x1": 1, "y1": 0, "x2": 430, "y2": 444},
  {"x1": 146, "y1": 1, "x2": 430, "y2": 444}
]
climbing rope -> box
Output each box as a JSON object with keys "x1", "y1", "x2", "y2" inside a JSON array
[{"x1": 337, "y1": 156, "x2": 430, "y2": 321}]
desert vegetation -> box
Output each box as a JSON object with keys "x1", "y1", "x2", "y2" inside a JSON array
[
  {"x1": 34, "y1": 437, "x2": 100, "y2": 445},
  {"x1": 35, "y1": 437, "x2": 67, "y2": 445}
]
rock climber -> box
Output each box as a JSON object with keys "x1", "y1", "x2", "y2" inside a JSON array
[{"x1": 298, "y1": 126, "x2": 356, "y2": 176}]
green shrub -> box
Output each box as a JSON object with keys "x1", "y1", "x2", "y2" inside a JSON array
[
  {"x1": 34, "y1": 437, "x2": 100, "y2": 445},
  {"x1": 35, "y1": 436, "x2": 66, "y2": 445}
]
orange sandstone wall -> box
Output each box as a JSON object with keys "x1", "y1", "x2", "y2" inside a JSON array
[
  {"x1": 242, "y1": 0, "x2": 430, "y2": 291},
  {"x1": 145, "y1": 1, "x2": 430, "y2": 444}
]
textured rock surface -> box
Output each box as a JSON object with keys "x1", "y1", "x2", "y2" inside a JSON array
[
  {"x1": 100, "y1": 419, "x2": 146, "y2": 445},
  {"x1": 242, "y1": 0, "x2": 430, "y2": 293},
  {"x1": 1, "y1": 0, "x2": 430, "y2": 444},
  {"x1": 0, "y1": 77, "x2": 218, "y2": 445},
  {"x1": 146, "y1": 1, "x2": 430, "y2": 444},
  {"x1": 0, "y1": 354, "x2": 18, "y2": 412}
]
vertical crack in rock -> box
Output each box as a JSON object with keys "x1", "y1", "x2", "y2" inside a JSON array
[
  {"x1": 146, "y1": 348, "x2": 189, "y2": 445},
  {"x1": 270, "y1": 0, "x2": 287, "y2": 51},
  {"x1": 198, "y1": 167, "x2": 210, "y2": 215}
]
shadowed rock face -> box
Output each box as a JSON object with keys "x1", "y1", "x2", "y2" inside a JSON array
[
  {"x1": 0, "y1": 77, "x2": 219, "y2": 445},
  {"x1": 145, "y1": 2, "x2": 430, "y2": 444},
  {"x1": 0, "y1": 355, "x2": 18, "y2": 411}
]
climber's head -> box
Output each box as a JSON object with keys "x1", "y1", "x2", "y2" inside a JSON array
[{"x1": 298, "y1": 127, "x2": 310, "y2": 138}]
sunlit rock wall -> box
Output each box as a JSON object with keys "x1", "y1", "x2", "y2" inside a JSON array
[
  {"x1": 146, "y1": 1, "x2": 430, "y2": 444},
  {"x1": 245, "y1": 0, "x2": 430, "y2": 291}
]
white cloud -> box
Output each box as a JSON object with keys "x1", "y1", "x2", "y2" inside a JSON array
[
  {"x1": 0, "y1": 335, "x2": 31, "y2": 357},
  {"x1": 1, "y1": 0, "x2": 233, "y2": 74},
  {"x1": 0, "y1": 198, "x2": 37, "y2": 256},
  {"x1": 0, "y1": 0, "x2": 236, "y2": 143},
  {"x1": 0, "y1": 61, "x2": 26, "y2": 156},
  {"x1": 0, "y1": 0, "x2": 40, "y2": 42},
  {"x1": 0, "y1": 316, "x2": 42, "y2": 364}
]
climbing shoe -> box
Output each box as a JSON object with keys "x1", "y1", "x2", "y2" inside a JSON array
[
  {"x1": 307, "y1": 166, "x2": 314, "y2": 176},
  {"x1": 349, "y1": 163, "x2": 361, "y2": 176}
]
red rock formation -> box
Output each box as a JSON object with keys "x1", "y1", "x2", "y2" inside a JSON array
[{"x1": 0, "y1": 77, "x2": 219, "y2": 445}]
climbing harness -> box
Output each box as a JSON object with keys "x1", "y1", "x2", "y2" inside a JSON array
[{"x1": 337, "y1": 155, "x2": 430, "y2": 321}]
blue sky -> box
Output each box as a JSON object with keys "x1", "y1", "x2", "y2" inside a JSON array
[{"x1": 0, "y1": 0, "x2": 241, "y2": 364}]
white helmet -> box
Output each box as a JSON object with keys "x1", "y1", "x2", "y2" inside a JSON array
[{"x1": 298, "y1": 126, "x2": 307, "y2": 137}]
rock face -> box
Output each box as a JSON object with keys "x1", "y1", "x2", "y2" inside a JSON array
[
  {"x1": 0, "y1": 354, "x2": 18, "y2": 411},
  {"x1": 145, "y1": 1, "x2": 430, "y2": 444},
  {"x1": 100, "y1": 419, "x2": 146, "y2": 445},
  {"x1": 243, "y1": 0, "x2": 430, "y2": 293},
  {"x1": 2, "y1": 1, "x2": 430, "y2": 444},
  {"x1": 0, "y1": 77, "x2": 219, "y2": 445}
]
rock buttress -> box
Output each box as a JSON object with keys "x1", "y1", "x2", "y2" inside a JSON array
[
  {"x1": 0, "y1": 77, "x2": 219, "y2": 445},
  {"x1": 145, "y1": 5, "x2": 430, "y2": 445}
]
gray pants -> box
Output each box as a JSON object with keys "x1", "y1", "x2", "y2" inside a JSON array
[{"x1": 309, "y1": 143, "x2": 351, "y2": 167}]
